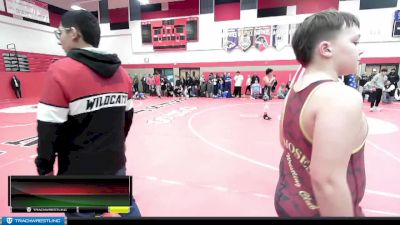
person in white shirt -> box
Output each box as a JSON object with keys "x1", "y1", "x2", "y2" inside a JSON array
[{"x1": 233, "y1": 71, "x2": 244, "y2": 98}]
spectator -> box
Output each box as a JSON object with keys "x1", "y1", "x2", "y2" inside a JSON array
[
  {"x1": 165, "y1": 82, "x2": 174, "y2": 97},
  {"x1": 160, "y1": 77, "x2": 166, "y2": 96},
  {"x1": 146, "y1": 74, "x2": 155, "y2": 96},
  {"x1": 154, "y1": 73, "x2": 161, "y2": 98},
  {"x1": 277, "y1": 84, "x2": 288, "y2": 99},
  {"x1": 187, "y1": 74, "x2": 194, "y2": 97},
  {"x1": 213, "y1": 73, "x2": 219, "y2": 96},
  {"x1": 174, "y1": 76, "x2": 183, "y2": 97},
  {"x1": 193, "y1": 76, "x2": 200, "y2": 97},
  {"x1": 133, "y1": 75, "x2": 139, "y2": 93},
  {"x1": 362, "y1": 81, "x2": 373, "y2": 103},
  {"x1": 207, "y1": 76, "x2": 214, "y2": 98},
  {"x1": 11, "y1": 75, "x2": 22, "y2": 98},
  {"x1": 245, "y1": 75, "x2": 252, "y2": 95},
  {"x1": 200, "y1": 77, "x2": 207, "y2": 97},
  {"x1": 224, "y1": 72, "x2": 232, "y2": 97},
  {"x1": 217, "y1": 78, "x2": 224, "y2": 98},
  {"x1": 141, "y1": 75, "x2": 148, "y2": 93},
  {"x1": 233, "y1": 71, "x2": 244, "y2": 98},
  {"x1": 383, "y1": 80, "x2": 395, "y2": 104},
  {"x1": 387, "y1": 68, "x2": 399, "y2": 90},
  {"x1": 250, "y1": 80, "x2": 262, "y2": 99},
  {"x1": 370, "y1": 68, "x2": 388, "y2": 112}
]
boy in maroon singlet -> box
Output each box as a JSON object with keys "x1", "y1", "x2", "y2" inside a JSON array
[{"x1": 275, "y1": 10, "x2": 368, "y2": 217}]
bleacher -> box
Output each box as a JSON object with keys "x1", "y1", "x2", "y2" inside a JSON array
[{"x1": 0, "y1": 47, "x2": 63, "y2": 73}]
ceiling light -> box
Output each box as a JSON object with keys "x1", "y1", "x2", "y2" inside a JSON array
[
  {"x1": 71, "y1": 5, "x2": 85, "y2": 10},
  {"x1": 138, "y1": 0, "x2": 149, "y2": 5}
]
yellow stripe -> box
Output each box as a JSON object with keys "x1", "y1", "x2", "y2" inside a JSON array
[
  {"x1": 299, "y1": 84, "x2": 369, "y2": 155},
  {"x1": 351, "y1": 114, "x2": 369, "y2": 154},
  {"x1": 299, "y1": 84, "x2": 327, "y2": 144},
  {"x1": 109, "y1": 206, "x2": 130, "y2": 213},
  {"x1": 280, "y1": 89, "x2": 292, "y2": 142}
]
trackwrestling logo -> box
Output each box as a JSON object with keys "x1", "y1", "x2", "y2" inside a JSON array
[{"x1": 2, "y1": 217, "x2": 64, "y2": 225}]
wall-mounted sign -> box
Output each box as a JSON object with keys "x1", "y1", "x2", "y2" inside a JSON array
[{"x1": 5, "y1": 0, "x2": 49, "y2": 23}]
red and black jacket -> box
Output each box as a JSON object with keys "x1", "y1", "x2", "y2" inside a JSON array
[{"x1": 35, "y1": 48, "x2": 133, "y2": 175}]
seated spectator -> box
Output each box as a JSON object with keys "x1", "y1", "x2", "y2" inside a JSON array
[
  {"x1": 166, "y1": 82, "x2": 175, "y2": 97},
  {"x1": 251, "y1": 80, "x2": 262, "y2": 99},
  {"x1": 383, "y1": 80, "x2": 395, "y2": 104},
  {"x1": 278, "y1": 84, "x2": 289, "y2": 99},
  {"x1": 134, "y1": 91, "x2": 145, "y2": 100}
]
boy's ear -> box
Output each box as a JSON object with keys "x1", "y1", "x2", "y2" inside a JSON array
[{"x1": 319, "y1": 41, "x2": 333, "y2": 58}]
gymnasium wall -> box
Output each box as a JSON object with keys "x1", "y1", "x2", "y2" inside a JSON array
[
  {"x1": 0, "y1": 15, "x2": 63, "y2": 56},
  {"x1": 128, "y1": 0, "x2": 400, "y2": 65},
  {"x1": 0, "y1": 72, "x2": 46, "y2": 100},
  {"x1": 1, "y1": 0, "x2": 399, "y2": 67}
]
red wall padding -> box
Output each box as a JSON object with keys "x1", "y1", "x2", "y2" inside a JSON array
[
  {"x1": 49, "y1": 11, "x2": 62, "y2": 28},
  {"x1": 0, "y1": 72, "x2": 46, "y2": 100},
  {"x1": 109, "y1": 8, "x2": 129, "y2": 24},
  {"x1": 296, "y1": 0, "x2": 339, "y2": 14},
  {"x1": 258, "y1": 0, "x2": 296, "y2": 9},
  {"x1": 141, "y1": 0, "x2": 199, "y2": 20},
  {"x1": 258, "y1": 0, "x2": 339, "y2": 14},
  {"x1": 214, "y1": 3, "x2": 240, "y2": 22}
]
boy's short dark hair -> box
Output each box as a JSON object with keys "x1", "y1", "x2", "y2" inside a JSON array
[
  {"x1": 292, "y1": 10, "x2": 360, "y2": 67},
  {"x1": 61, "y1": 10, "x2": 101, "y2": 47},
  {"x1": 381, "y1": 68, "x2": 388, "y2": 72},
  {"x1": 266, "y1": 68, "x2": 273, "y2": 75}
]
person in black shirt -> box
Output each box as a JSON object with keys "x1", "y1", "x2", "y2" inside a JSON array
[
  {"x1": 387, "y1": 68, "x2": 399, "y2": 90},
  {"x1": 11, "y1": 75, "x2": 22, "y2": 98}
]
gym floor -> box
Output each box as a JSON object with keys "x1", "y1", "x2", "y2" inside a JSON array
[{"x1": 0, "y1": 97, "x2": 399, "y2": 217}]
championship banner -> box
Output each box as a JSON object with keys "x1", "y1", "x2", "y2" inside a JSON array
[
  {"x1": 5, "y1": 0, "x2": 49, "y2": 23},
  {"x1": 222, "y1": 28, "x2": 238, "y2": 52},
  {"x1": 393, "y1": 10, "x2": 400, "y2": 37},
  {"x1": 0, "y1": 0, "x2": 5, "y2": 12},
  {"x1": 289, "y1": 23, "x2": 299, "y2": 45},
  {"x1": 271, "y1": 24, "x2": 290, "y2": 51},
  {"x1": 238, "y1": 27, "x2": 254, "y2": 52},
  {"x1": 254, "y1": 26, "x2": 271, "y2": 52}
]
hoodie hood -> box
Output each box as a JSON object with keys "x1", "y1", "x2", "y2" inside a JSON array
[{"x1": 67, "y1": 48, "x2": 121, "y2": 78}]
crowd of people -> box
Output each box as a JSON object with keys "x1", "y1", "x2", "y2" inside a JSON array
[
  {"x1": 131, "y1": 69, "x2": 291, "y2": 101},
  {"x1": 353, "y1": 68, "x2": 399, "y2": 111}
]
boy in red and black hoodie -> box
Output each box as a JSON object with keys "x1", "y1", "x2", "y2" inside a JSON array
[{"x1": 36, "y1": 10, "x2": 139, "y2": 218}]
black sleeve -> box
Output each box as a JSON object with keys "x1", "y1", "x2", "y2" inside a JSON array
[
  {"x1": 36, "y1": 67, "x2": 70, "y2": 175},
  {"x1": 35, "y1": 121, "x2": 61, "y2": 175},
  {"x1": 124, "y1": 108, "x2": 133, "y2": 138}
]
